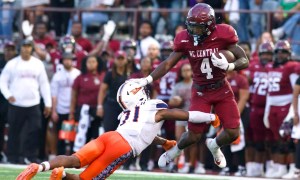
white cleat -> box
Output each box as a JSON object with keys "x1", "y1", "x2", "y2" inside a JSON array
[
  {"x1": 206, "y1": 138, "x2": 227, "y2": 168},
  {"x1": 158, "y1": 146, "x2": 181, "y2": 168}
]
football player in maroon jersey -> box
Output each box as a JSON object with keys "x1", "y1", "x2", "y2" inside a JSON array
[
  {"x1": 246, "y1": 42, "x2": 274, "y2": 177},
  {"x1": 131, "y1": 3, "x2": 249, "y2": 169},
  {"x1": 263, "y1": 40, "x2": 300, "y2": 178}
]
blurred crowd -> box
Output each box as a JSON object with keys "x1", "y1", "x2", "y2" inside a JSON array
[{"x1": 0, "y1": 0, "x2": 300, "y2": 179}]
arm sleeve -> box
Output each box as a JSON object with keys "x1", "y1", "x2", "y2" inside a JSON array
[
  {"x1": 0, "y1": 62, "x2": 13, "y2": 99},
  {"x1": 50, "y1": 74, "x2": 59, "y2": 98},
  {"x1": 39, "y1": 63, "x2": 52, "y2": 107}
]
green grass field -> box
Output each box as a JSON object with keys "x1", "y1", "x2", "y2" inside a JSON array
[{"x1": 0, "y1": 164, "x2": 267, "y2": 180}]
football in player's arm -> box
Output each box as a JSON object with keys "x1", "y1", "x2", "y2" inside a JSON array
[{"x1": 17, "y1": 81, "x2": 219, "y2": 180}]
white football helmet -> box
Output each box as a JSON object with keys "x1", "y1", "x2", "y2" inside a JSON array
[{"x1": 117, "y1": 81, "x2": 149, "y2": 110}]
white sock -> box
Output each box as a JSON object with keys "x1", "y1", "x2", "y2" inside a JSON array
[
  {"x1": 62, "y1": 171, "x2": 66, "y2": 178},
  {"x1": 210, "y1": 138, "x2": 220, "y2": 150},
  {"x1": 169, "y1": 145, "x2": 182, "y2": 157},
  {"x1": 38, "y1": 161, "x2": 50, "y2": 172}
]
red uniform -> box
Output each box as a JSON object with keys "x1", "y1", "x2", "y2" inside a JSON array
[
  {"x1": 75, "y1": 37, "x2": 93, "y2": 53},
  {"x1": 266, "y1": 61, "x2": 300, "y2": 140},
  {"x1": 248, "y1": 61, "x2": 272, "y2": 142},
  {"x1": 174, "y1": 24, "x2": 240, "y2": 133}
]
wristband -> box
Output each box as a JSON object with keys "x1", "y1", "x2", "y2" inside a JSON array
[
  {"x1": 97, "y1": 105, "x2": 103, "y2": 109},
  {"x1": 145, "y1": 75, "x2": 153, "y2": 84},
  {"x1": 226, "y1": 63, "x2": 235, "y2": 71}
]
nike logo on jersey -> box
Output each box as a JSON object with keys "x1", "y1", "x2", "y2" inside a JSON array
[{"x1": 211, "y1": 37, "x2": 217, "y2": 41}]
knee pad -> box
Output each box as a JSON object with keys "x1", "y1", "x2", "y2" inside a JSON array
[{"x1": 255, "y1": 142, "x2": 265, "y2": 152}]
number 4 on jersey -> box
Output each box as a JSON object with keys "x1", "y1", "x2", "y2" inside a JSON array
[{"x1": 201, "y1": 58, "x2": 213, "y2": 79}]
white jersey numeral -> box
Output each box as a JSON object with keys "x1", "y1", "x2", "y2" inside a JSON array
[
  {"x1": 251, "y1": 77, "x2": 268, "y2": 95},
  {"x1": 268, "y1": 77, "x2": 281, "y2": 92},
  {"x1": 200, "y1": 58, "x2": 213, "y2": 79}
]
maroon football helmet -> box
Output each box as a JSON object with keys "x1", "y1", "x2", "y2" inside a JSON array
[
  {"x1": 259, "y1": 42, "x2": 274, "y2": 65},
  {"x1": 186, "y1": 3, "x2": 216, "y2": 44},
  {"x1": 259, "y1": 42, "x2": 274, "y2": 55},
  {"x1": 122, "y1": 40, "x2": 137, "y2": 50},
  {"x1": 59, "y1": 35, "x2": 76, "y2": 53},
  {"x1": 274, "y1": 40, "x2": 291, "y2": 54},
  {"x1": 274, "y1": 40, "x2": 291, "y2": 65},
  {"x1": 160, "y1": 41, "x2": 173, "y2": 60}
]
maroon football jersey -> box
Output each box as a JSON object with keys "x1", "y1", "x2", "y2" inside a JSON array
[
  {"x1": 268, "y1": 61, "x2": 300, "y2": 96},
  {"x1": 50, "y1": 50, "x2": 87, "y2": 72},
  {"x1": 174, "y1": 24, "x2": 238, "y2": 85},
  {"x1": 248, "y1": 61, "x2": 272, "y2": 107}
]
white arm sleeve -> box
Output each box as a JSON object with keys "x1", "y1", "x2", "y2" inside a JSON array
[{"x1": 188, "y1": 111, "x2": 215, "y2": 123}]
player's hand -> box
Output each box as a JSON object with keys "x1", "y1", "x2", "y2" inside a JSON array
[
  {"x1": 8, "y1": 96, "x2": 16, "y2": 103},
  {"x1": 294, "y1": 114, "x2": 299, "y2": 125},
  {"x1": 51, "y1": 111, "x2": 59, "y2": 123},
  {"x1": 103, "y1": 20, "x2": 116, "y2": 42},
  {"x1": 44, "y1": 107, "x2": 51, "y2": 118},
  {"x1": 211, "y1": 53, "x2": 229, "y2": 71}
]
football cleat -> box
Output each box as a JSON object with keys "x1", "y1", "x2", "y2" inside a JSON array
[
  {"x1": 206, "y1": 138, "x2": 226, "y2": 168},
  {"x1": 16, "y1": 163, "x2": 39, "y2": 180},
  {"x1": 158, "y1": 146, "x2": 182, "y2": 168},
  {"x1": 50, "y1": 167, "x2": 64, "y2": 180}
]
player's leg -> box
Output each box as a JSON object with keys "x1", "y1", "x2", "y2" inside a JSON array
[
  {"x1": 206, "y1": 89, "x2": 240, "y2": 168},
  {"x1": 158, "y1": 88, "x2": 211, "y2": 168},
  {"x1": 17, "y1": 132, "x2": 107, "y2": 180},
  {"x1": 78, "y1": 132, "x2": 132, "y2": 180}
]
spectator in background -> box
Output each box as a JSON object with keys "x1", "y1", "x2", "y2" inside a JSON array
[
  {"x1": 0, "y1": 0, "x2": 15, "y2": 39},
  {"x1": 34, "y1": 21, "x2": 57, "y2": 50},
  {"x1": 71, "y1": 21, "x2": 93, "y2": 53},
  {"x1": 122, "y1": 39, "x2": 139, "y2": 73},
  {"x1": 272, "y1": 13, "x2": 300, "y2": 58},
  {"x1": 69, "y1": 55, "x2": 104, "y2": 147},
  {"x1": 273, "y1": 0, "x2": 300, "y2": 28},
  {"x1": 51, "y1": 52, "x2": 81, "y2": 155},
  {"x1": 135, "y1": 21, "x2": 160, "y2": 60},
  {"x1": 97, "y1": 50, "x2": 128, "y2": 132},
  {"x1": 0, "y1": 41, "x2": 16, "y2": 162},
  {"x1": 0, "y1": 39, "x2": 51, "y2": 164}
]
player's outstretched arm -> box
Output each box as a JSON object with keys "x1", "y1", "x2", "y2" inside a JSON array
[
  {"x1": 155, "y1": 109, "x2": 218, "y2": 126},
  {"x1": 150, "y1": 51, "x2": 183, "y2": 81},
  {"x1": 130, "y1": 52, "x2": 183, "y2": 87},
  {"x1": 228, "y1": 44, "x2": 249, "y2": 71}
]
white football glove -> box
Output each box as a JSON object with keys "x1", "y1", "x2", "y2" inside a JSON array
[
  {"x1": 211, "y1": 53, "x2": 235, "y2": 71},
  {"x1": 263, "y1": 110, "x2": 270, "y2": 128},
  {"x1": 127, "y1": 75, "x2": 153, "y2": 88},
  {"x1": 103, "y1": 20, "x2": 116, "y2": 42},
  {"x1": 22, "y1": 20, "x2": 34, "y2": 37}
]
